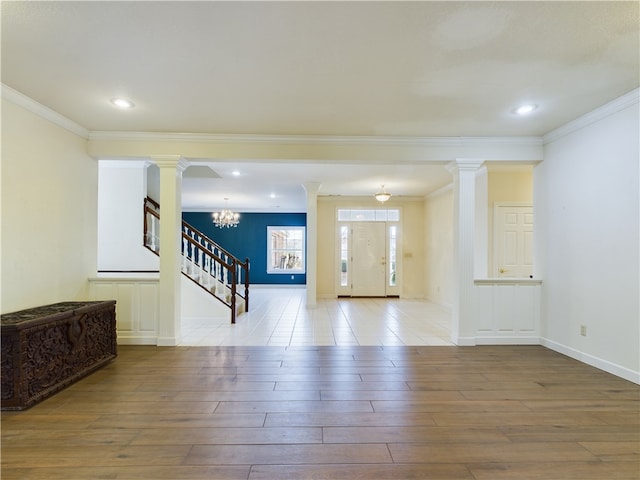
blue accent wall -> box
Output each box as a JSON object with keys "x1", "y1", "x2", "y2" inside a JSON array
[{"x1": 182, "y1": 212, "x2": 307, "y2": 285}]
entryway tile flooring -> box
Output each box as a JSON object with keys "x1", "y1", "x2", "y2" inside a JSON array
[{"x1": 181, "y1": 287, "x2": 452, "y2": 347}]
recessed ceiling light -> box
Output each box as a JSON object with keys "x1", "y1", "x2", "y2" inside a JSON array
[
  {"x1": 514, "y1": 104, "x2": 537, "y2": 115},
  {"x1": 231, "y1": 170, "x2": 241, "y2": 177},
  {"x1": 110, "y1": 97, "x2": 134, "y2": 109},
  {"x1": 269, "y1": 193, "x2": 276, "y2": 199}
]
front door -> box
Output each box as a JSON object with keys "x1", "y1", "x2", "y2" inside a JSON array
[
  {"x1": 494, "y1": 204, "x2": 533, "y2": 277},
  {"x1": 351, "y1": 222, "x2": 387, "y2": 296}
]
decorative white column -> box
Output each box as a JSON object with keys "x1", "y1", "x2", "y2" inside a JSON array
[
  {"x1": 153, "y1": 155, "x2": 188, "y2": 346},
  {"x1": 303, "y1": 182, "x2": 321, "y2": 308},
  {"x1": 448, "y1": 158, "x2": 485, "y2": 345},
  {"x1": 474, "y1": 165, "x2": 489, "y2": 278}
]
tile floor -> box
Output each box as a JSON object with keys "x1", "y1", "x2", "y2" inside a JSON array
[{"x1": 181, "y1": 287, "x2": 452, "y2": 347}]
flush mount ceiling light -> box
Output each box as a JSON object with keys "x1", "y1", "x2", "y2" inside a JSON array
[
  {"x1": 513, "y1": 104, "x2": 538, "y2": 115},
  {"x1": 374, "y1": 185, "x2": 392, "y2": 203},
  {"x1": 110, "y1": 97, "x2": 135, "y2": 109}
]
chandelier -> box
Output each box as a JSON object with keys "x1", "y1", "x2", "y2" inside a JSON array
[
  {"x1": 212, "y1": 198, "x2": 240, "y2": 228},
  {"x1": 374, "y1": 185, "x2": 392, "y2": 203}
]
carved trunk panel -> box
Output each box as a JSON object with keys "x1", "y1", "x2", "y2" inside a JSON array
[{"x1": 1, "y1": 301, "x2": 117, "y2": 410}]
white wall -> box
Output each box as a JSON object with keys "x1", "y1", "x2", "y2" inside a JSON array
[
  {"x1": 537, "y1": 97, "x2": 639, "y2": 382},
  {"x1": 424, "y1": 186, "x2": 453, "y2": 308},
  {"x1": 1, "y1": 99, "x2": 97, "y2": 313},
  {"x1": 97, "y1": 160, "x2": 159, "y2": 271}
]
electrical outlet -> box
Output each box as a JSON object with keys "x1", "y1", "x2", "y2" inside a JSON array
[{"x1": 580, "y1": 325, "x2": 587, "y2": 336}]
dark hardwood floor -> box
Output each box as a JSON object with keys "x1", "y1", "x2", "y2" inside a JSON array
[{"x1": 2, "y1": 345, "x2": 639, "y2": 479}]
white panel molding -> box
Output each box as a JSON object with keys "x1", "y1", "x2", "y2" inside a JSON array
[
  {"x1": 543, "y1": 88, "x2": 640, "y2": 144},
  {"x1": 473, "y1": 281, "x2": 542, "y2": 341},
  {"x1": 89, "y1": 276, "x2": 159, "y2": 345},
  {"x1": 1, "y1": 83, "x2": 89, "y2": 138},
  {"x1": 542, "y1": 337, "x2": 640, "y2": 385}
]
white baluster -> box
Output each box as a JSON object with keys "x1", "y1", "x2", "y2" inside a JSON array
[{"x1": 182, "y1": 236, "x2": 188, "y2": 272}]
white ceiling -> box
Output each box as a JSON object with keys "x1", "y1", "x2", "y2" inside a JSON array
[{"x1": 2, "y1": 1, "x2": 638, "y2": 211}]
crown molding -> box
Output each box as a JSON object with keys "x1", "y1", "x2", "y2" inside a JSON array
[
  {"x1": 88, "y1": 130, "x2": 543, "y2": 148},
  {"x1": 543, "y1": 88, "x2": 640, "y2": 144},
  {"x1": 1, "y1": 84, "x2": 89, "y2": 139}
]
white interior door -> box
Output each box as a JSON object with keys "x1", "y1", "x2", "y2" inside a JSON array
[
  {"x1": 351, "y1": 222, "x2": 386, "y2": 296},
  {"x1": 494, "y1": 204, "x2": 533, "y2": 278}
]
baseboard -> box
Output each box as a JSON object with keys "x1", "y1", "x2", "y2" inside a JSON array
[
  {"x1": 451, "y1": 335, "x2": 476, "y2": 346},
  {"x1": 541, "y1": 337, "x2": 640, "y2": 385},
  {"x1": 475, "y1": 336, "x2": 541, "y2": 345},
  {"x1": 117, "y1": 335, "x2": 158, "y2": 345},
  {"x1": 156, "y1": 336, "x2": 181, "y2": 347}
]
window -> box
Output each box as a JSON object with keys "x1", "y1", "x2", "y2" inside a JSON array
[
  {"x1": 267, "y1": 227, "x2": 306, "y2": 274},
  {"x1": 337, "y1": 208, "x2": 400, "y2": 222}
]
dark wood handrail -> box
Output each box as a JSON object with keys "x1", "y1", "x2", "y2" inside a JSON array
[
  {"x1": 182, "y1": 221, "x2": 247, "y2": 268},
  {"x1": 145, "y1": 196, "x2": 160, "y2": 209}
]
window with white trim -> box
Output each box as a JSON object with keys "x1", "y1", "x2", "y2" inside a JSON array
[{"x1": 267, "y1": 226, "x2": 306, "y2": 274}]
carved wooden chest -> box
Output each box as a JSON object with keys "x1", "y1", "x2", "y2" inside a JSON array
[{"x1": 1, "y1": 301, "x2": 117, "y2": 410}]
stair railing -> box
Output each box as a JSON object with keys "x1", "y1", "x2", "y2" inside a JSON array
[{"x1": 143, "y1": 197, "x2": 249, "y2": 324}]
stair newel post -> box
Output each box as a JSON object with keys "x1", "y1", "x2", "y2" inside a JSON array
[{"x1": 244, "y1": 257, "x2": 250, "y2": 312}]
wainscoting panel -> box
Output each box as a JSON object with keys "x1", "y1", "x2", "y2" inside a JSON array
[
  {"x1": 473, "y1": 279, "x2": 542, "y2": 344},
  {"x1": 89, "y1": 276, "x2": 159, "y2": 344}
]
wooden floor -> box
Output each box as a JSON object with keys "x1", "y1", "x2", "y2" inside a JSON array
[{"x1": 2, "y1": 345, "x2": 639, "y2": 479}]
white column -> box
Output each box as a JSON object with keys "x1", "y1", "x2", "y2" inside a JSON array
[
  {"x1": 303, "y1": 182, "x2": 321, "y2": 308},
  {"x1": 448, "y1": 158, "x2": 485, "y2": 346},
  {"x1": 153, "y1": 155, "x2": 188, "y2": 346},
  {"x1": 474, "y1": 166, "x2": 489, "y2": 278}
]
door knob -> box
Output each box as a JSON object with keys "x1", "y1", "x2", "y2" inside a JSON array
[{"x1": 499, "y1": 268, "x2": 507, "y2": 274}]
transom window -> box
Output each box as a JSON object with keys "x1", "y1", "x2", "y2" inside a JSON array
[
  {"x1": 337, "y1": 209, "x2": 400, "y2": 222},
  {"x1": 267, "y1": 226, "x2": 306, "y2": 274}
]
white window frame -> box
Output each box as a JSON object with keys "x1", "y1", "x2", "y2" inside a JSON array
[{"x1": 267, "y1": 226, "x2": 306, "y2": 274}]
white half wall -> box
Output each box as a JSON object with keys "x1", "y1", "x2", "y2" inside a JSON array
[{"x1": 537, "y1": 94, "x2": 639, "y2": 383}]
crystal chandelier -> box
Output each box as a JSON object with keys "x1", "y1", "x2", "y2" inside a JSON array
[
  {"x1": 374, "y1": 184, "x2": 392, "y2": 203},
  {"x1": 212, "y1": 198, "x2": 240, "y2": 228}
]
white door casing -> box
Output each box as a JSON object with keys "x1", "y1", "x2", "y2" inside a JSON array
[{"x1": 494, "y1": 203, "x2": 533, "y2": 278}]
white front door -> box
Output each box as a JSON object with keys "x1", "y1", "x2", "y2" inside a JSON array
[
  {"x1": 494, "y1": 204, "x2": 533, "y2": 278},
  {"x1": 351, "y1": 222, "x2": 387, "y2": 296}
]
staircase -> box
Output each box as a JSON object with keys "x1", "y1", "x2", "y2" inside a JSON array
[{"x1": 143, "y1": 197, "x2": 249, "y2": 324}]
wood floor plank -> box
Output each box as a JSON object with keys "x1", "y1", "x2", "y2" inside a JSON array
[
  {"x1": 265, "y1": 411, "x2": 437, "y2": 427},
  {"x1": 185, "y1": 443, "x2": 392, "y2": 465},
  {"x1": 87, "y1": 413, "x2": 267, "y2": 429},
  {"x1": 131, "y1": 426, "x2": 322, "y2": 445},
  {"x1": 322, "y1": 425, "x2": 511, "y2": 444},
  {"x1": 214, "y1": 400, "x2": 374, "y2": 414},
  {"x1": 1, "y1": 445, "x2": 192, "y2": 468},
  {"x1": 388, "y1": 441, "x2": 599, "y2": 464},
  {"x1": 468, "y1": 461, "x2": 640, "y2": 480},
  {"x1": 248, "y1": 463, "x2": 474, "y2": 479},
  {"x1": 0, "y1": 465, "x2": 251, "y2": 480}
]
